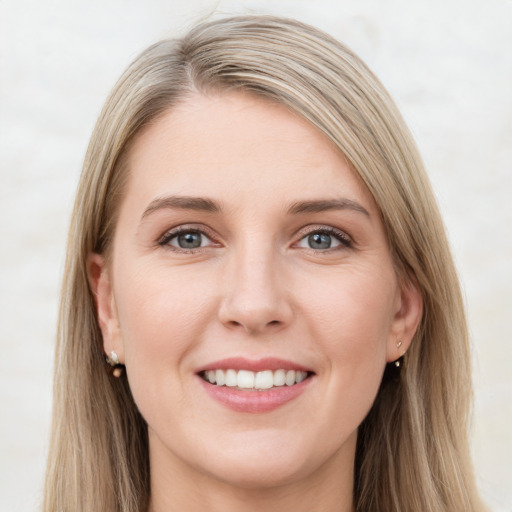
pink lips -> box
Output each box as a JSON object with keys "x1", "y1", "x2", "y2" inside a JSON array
[
  {"x1": 198, "y1": 357, "x2": 312, "y2": 373},
  {"x1": 197, "y1": 357, "x2": 314, "y2": 413}
]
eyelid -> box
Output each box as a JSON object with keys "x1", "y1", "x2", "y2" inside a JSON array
[
  {"x1": 156, "y1": 223, "x2": 352, "y2": 252},
  {"x1": 157, "y1": 224, "x2": 221, "y2": 249},
  {"x1": 293, "y1": 225, "x2": 353, "y2": 249}
]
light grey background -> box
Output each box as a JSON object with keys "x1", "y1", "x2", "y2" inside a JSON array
[{"x1": 0, "y1": 1, "x2": 511, "y2": 511}]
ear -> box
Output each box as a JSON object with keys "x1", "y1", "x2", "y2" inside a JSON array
[
  {"x1": 87, "y1": 253, "x2": 124, "y2": 363},
  {"x1": 386, "y1": 277, "x2": 423, "y2": 363}
]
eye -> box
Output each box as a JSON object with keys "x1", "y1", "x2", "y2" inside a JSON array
[
  {"x1": 159, "y1": 228, "x2": 215, "y2": 250},
  {"x1": 296, "y1": 228, "x2": 351, "y2": 250},
  {"x1": 173, "y1": 231, "x2": 206, "y2": 249}
]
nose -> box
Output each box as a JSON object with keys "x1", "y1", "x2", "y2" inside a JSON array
[{"x1": 217, "y1": 246, "x2": 293, "y2": 335}]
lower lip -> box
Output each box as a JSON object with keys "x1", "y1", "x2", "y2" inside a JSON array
[{"x1": 198, "y1": 376, "x2": 313, "y2": 413}]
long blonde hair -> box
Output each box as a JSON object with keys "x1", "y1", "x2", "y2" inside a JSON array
[{"x1": 44, "y1": 15, "x2": 486, "y2": 512}]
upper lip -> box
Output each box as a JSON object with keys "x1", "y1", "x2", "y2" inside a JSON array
[{"x1": 197, "y1": 357, "x2": 313, "y2": 374}]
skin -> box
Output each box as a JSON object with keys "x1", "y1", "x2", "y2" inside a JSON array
[{"x1": 89, "y1": 92, "x2": 422, "y2": 512}]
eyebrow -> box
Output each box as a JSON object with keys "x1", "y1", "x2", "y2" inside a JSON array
[
  {"x1": 141, "y1": 195, "x2": 221, "y2": 219},
  {"x1": 286, "y1": 199, "x2": 370, "y2": 217},
  {"x1": 141, "y1": 195, "x2": 370, "y2": 221}
]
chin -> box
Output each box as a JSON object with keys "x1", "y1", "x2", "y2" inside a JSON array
[
  {"x1": 199, "y1": 454, "x2": 312, "y2": 490},
  {"x1": 186, "y1": 428, "x2": 349, "y2": 490}
]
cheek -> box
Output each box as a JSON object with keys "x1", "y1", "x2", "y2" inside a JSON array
[
  {"x1": 300, "y1": 267, "x2": 396, "y2": 413},
  {"x1": 113, "y1": 262, "x2": 217, "y2": 371},
  {"x1": 112, "y1": 263, "x2": 221, "y2": 427},
  {"x1": 302, "y1": 265, "x2": 397, "y2": 346}
]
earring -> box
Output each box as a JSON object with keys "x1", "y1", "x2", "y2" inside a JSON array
[
  {"x1": 106, "y1": 350, "x2": 123, "y2": 378},
  {"x1": 394, "y1": 340, "x2": 403, "y2": 367}
]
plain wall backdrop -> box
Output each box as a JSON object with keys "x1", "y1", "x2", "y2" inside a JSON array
[{"x1": 0, "y1": 1, "x2": 511, "y2": 511}]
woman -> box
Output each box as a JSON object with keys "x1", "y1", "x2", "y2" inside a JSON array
[{"x1": 43, "y1": 15, "x2": 486, "y2": 512}]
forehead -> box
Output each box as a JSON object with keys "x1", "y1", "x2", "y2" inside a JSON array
[{"x1": 123, "y1": 91, "x2": 376, "y2": 215}]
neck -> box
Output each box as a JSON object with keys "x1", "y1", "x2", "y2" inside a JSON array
[{"x1": 147, "y1": 433, "x2": 356, "y2": 512}]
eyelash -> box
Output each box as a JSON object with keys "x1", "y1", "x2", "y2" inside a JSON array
[
  {"x1": 157, "y1": 225, "x2": 353, "y2": 252},
  {"x1": 157, "y1": 225, "x2": 218, "y2": 252},
  {"x1": 296, "y1": 226, "x2": 353, "y2": 250}
]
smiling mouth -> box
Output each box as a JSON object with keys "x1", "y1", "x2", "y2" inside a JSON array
[{"x1": 199, "y1": 369, "x2": 312, "y2": 391}]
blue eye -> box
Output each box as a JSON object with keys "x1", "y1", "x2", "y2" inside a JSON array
[
  {"x1": 307, "y1": 233, "x2": 333, "y2": 249},
  {"x1": 174, "y1": 231, "x2": 204, "y2": 249},
  {"x1": 160, "y1": 229, "x2": 212, "y2": 250},
  {"x1": 296, "y1": 229, "x2": 351, "y2": 250}
]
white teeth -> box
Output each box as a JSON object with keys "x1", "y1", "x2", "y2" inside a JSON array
[
  {"x1": 273, "y1": 369, "x2": 286, "y2": 386},
  {"x1": 295, "y1": 371, "x2": 306, "y2": 383},
  {"x1": 285, "y1": 370, "x2": 296, "y2": 386},
  {"x1": 202, "y1": 369, "x2": 309, "y2": 390},
  {"x1": 237, "y1": 370, "x2": 255, "y2": 389},
  {"x1": 225, "y1": 369, "x2": 237, "y2": 387},
  {"x1": 255, "y1": 370, "x2": 273, "y2": 390},
  {"x1": 215, "y1": 369, "x2": 225, "y2": 386}
]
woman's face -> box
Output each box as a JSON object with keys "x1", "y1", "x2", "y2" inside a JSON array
[{"x1": 92, "y1": 92, "x2": 420, "y2": 489}]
